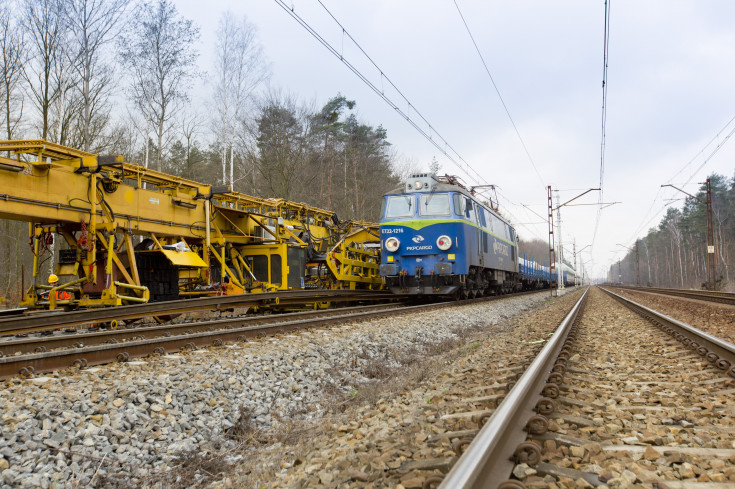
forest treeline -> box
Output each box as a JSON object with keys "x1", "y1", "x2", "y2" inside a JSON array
[
  {"x1": 0, "y1": 0, "x2": 408, "y2": 217},
  {"x1": 613, "y1": 173, "x2": 734, "y2": 291},
  {"x1": 0, "y1": 0, "x2": 419, "y2": 301},
  {"x1": 3, "y1": 0, "x2": 732, "y2": 303},
  {"x1": 521, "y1": 173, "x2": 735, "y2": 292}
]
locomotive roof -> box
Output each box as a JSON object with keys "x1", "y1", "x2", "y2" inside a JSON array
[
  {"x1": 385, "y1": 175, "x2": 514, "y2": 229},
  {"x1": 385, "y1": 181, "x2": 470, "y2": 195}
]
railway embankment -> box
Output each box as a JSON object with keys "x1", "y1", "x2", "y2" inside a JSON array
[
  {"x1": 0, "y1": 290, "x2": 560, "y2": 488},
  {"x1": 610, "y1": 287, "x2": 735, "y2": 344}
]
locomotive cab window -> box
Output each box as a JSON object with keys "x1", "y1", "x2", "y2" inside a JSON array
[
  {"x1": 484, "y1": 208, "x2": 493, "y2": 232},
  {"x1": 452, "y1": 194, "x2": 469, "y2": 218},
  {"x1": 467, "y1": 202, "x2": 476, "y2": 222},
  {"x1": 419, "y1": 193, "x2": 451, "y2": 216},
  {"x1": 478, "y1": 208, "x2": 487, "y2": 227},
  {"x1": 385, "y1": 195, "x2": 414, "y2": 218}
]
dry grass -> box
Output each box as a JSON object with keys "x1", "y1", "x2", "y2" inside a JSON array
[
  {"x1": 224, "y1": 405, "x2": 257, "y2": 444},
  {"x1": 163, "y1": 451, "x2": 232, "y2": 488}
]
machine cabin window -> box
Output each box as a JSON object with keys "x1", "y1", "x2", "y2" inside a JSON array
[
  {"x1": 248, "y1": 255, "x2": 268, "y2": 282},
  {"x1": 271, "y1": 255, "x2": 282, "y2": 286}
]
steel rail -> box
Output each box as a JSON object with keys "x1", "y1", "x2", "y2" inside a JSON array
[
  {"x1": 0, "y1": 291, "x2": 543, "y2": 380},
  {"x1": 613, "y1": 285, "x2": 735, "y2": 306},
  {"x1": 0, "y1": 308, "x2": 26, "y2": 317},
  {"x1": 438, "y1": 287, "x2": 589, "y2": 489},
  {"x1": 1, "y1": 308, "x2": 399, "y2": 380},
  {"x1": 0, "y1": 289, "x2": 391, "y2": 336},
  {"x1": 0, "y1": 303, "x2": 406, "y2": 357},
  {"x1": 601, "y1": 287, "x2": 735, "y2": 376}
]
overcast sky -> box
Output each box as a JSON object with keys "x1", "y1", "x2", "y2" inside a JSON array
[{"x1": 177, "y1": 0, "x2": 735, "y2": 279}]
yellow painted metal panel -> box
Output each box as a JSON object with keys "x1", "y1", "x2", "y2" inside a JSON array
[{"x1": 160, "y1": 249, "x2": 207, "y2": 267}]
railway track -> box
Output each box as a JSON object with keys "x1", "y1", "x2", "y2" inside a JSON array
[
  {"x1": 613, "y1": 285, "x2": 735, "y2": 306},
  {"x1": 0, "y1": 303, "x2": 405, "y2": 358},
  {"x1": 12, "y1": 286, "x2": 730, "y2": 487},
  {"x1": 611, "y1": 285, "x2": 735, "y2": 345},
  {"x1": 0, "y1": 288, "x2": 390, "y2": 336},
  {"x1": 0, "y1": 291, "x2": 539, "y2": 381},
  {"x1": 258, "y1": 287, "x2": 587, "y2": 488},
  {"x1": 261, "y1": 285, "x2": 735, "y2": 488},
  {"x1": 437, "y1": 288, "x2": 590, "y2": 487},
  {"x1": 0, "y1": 284, "x2": 558, "y2": 487},
  {"x1": 435, "y1": 286, "x2": 735, "y2": 488}
]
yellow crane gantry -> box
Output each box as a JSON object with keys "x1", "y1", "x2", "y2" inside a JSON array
[{"x1": 0, "y1": 140, "x2": 382, "y2": 310}]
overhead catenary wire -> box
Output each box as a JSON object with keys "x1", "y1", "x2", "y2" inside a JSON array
[
  {"x1": 669, "y1": 114, "x2": 735, "y2": 185},
  {"x1": 493, "y1": 188, "x2": 547, "y2": 241},
  {"x1": 599, "y1": 0, "x2": 611, "y2": 195},
  {"x1": 682, "y1": 118, "x2": 735, "y2": 186},
  {"x1": 624, "y1": 187, "x2": 664, "y2": 240},
  {"x1": 452, "y1": 0, "x2": 546, "y2": 190},
  {"x1": 624, "y1": 112, "x2": 735, "y2": 247},
  {"x1": 276, "y1": 1, "x2": 595, "y2": 250},
  {"x1": 590, "y1": 0, "x2": 612, "y2": 256},
  {"x1": 274, "y1": 0, "x2": 489, "y2": 187},
  {"x1": 520, "y1": 202, "x2": 551, "y2": 231}
]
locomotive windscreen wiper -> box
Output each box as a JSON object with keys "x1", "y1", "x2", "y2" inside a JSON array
[
  {"x1": 424, "y1": 189, "x2": 436, "y2": 207},
  {"x1": 420, "y1": 193, "x2": 451, "y2": 216}
]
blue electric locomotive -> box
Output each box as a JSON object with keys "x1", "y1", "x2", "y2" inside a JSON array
[{"x1": 379, "y1": 174, "x2": 519, "y2": 297}]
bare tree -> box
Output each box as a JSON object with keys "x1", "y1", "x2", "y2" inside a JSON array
[
  {"x1": 117, "y1": 0, "x2": 200, "y2": 171},
  {"x1": 0, "y1": 5, "x2": 27, "y2": 298},
  {"x1": 252, "y1": 92, "x2": 315, "y2": 200},
  {"x1": 169, "y1": 111, "x2": 205, "y2": 180},
  {"x1": 0, "y1": 5, "x2": 25, "y2": 140},
  {"x1": 22, "y1": 0, "x2": 68, "y2": 140},
  {"x1": 106, "y1": 115, "x2": 141, "y2": 162},
  {"x1": 391, "y1": 155, "x2": 422, "y2": 183},
  {"x1": 64, "y1": 0, "x2": 130, "y2": 152},
  {"x1": 212, "y1": 11, "x2": 268, "y2": 187}
]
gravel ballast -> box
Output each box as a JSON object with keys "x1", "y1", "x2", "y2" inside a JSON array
[{"x1": 0, "y1": 291, "x2": 557, "y2": 488}]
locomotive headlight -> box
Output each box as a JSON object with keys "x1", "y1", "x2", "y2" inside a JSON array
[
  {"x1": 414, "y1": 181, "x2": 423, "y2": 189},
  {"x1": 436, "y1": 235, "x2": 452, "y2": 251},
  {"x1": 385, "y1": 237, "x2": 400, "y2": 252}
]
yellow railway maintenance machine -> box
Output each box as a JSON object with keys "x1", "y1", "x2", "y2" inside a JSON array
[{"x1": 0, "y1": 140, "x2": 382, "y2": 311}]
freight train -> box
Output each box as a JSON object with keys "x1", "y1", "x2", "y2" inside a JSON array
[
  {"x1": 379, "y1": 174, "x2": 575, "y2": 296},
  {"x1": 519, "y1": 258, "x2": 576, "y2": 290}
]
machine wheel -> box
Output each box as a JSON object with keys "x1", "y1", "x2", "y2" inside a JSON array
[{"x1": 154, "y1": 314, "x2": 181, "y2": 324}]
